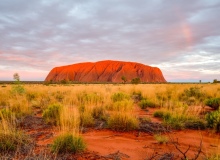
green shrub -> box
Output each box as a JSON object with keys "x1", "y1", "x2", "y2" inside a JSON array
[
  {"x1": 153, "y1": 110, "x2": 206, "y2": 130},
  {"x1": 107, "y1": 113, "x2": 139, "y2": 131},
  {"x1": 110, "y1": 100, "x2": 133, "y2": 111},
  {"x1": 26, "y1": 92, "x2": 38, "y2": 101},
  {"x1": 205, "y1": 154, "x2": 220, "y2": 160},
  {"x1": 153, "y1": 111, "x2": 171, "y2": 121},
  {"x1": 184, "y1": 87, "x2": 204, "y2": 98},
  {"x1": 131, "y1": 91, "x2": 143, "y2": 102},
  {"x1": 54, "y1": 91, "x2": 64, "y2": 102},
  {"x1": 11, "y1": 85, "x2": 25, "y2": 94},
  {"x1": 92, "y1": 106, "x2": 107, "y2": 120},
  {"x1": 179, "y1": 87, "x2": 206, "y2": 105},
  {"x1": 131, "y1": 77, "x2": 141, "y2": 84},
  {"x1": 139, "y1": 99, "x2": 156, "y2": 109},
  {"x1": 77, "y1": 92, "x2": 103, "y2": 105},
  {"x1": 206, "y1": 110, "x2": 220, "y2": 132},
  {"x1": 205, "y1": 98, "x2": 220, "y2": 110},
  {"x1": 0, "y1": 131, "x2": 28, "y2": 151},
  {"x1": 0, "y1": 109, "x2": 14, "y2": 120},
  {"x1": 184, "y1": 119, "x2": 206, "y2": 130},
  {"x1": 153, "y1": 111, "x2": 164, "y2": 118},
  {"x1": 154, "y1": 134, "x2": 169, "y2": 144},
  {"x1": 164, "y1": 117, "x2": 185, "y2": 130},
  {"x1": 111, "y1": 92, "x2": 130, "y2": 102},
  {"x1": 51, "y1": 133, "x2": 86, "y2": 153},
  {"x1": 43, "y1": 104, "x2": 61, "y2": 125},
  {"x1": 80, "y1": 112, "x2": 94, "y2": 127}
]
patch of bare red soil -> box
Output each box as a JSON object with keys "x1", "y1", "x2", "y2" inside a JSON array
[{"x1": 83, "y1": 129, "x2": 220, "y2": 160}]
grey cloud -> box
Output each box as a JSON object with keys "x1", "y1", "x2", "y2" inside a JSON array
[{"x1": 0, "y1": 0, "x2": 219, "y2": 81}]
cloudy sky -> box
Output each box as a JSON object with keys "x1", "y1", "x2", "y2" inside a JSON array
[{"x1": 0, "y1": 0, "x2": 219, "y2": 82}]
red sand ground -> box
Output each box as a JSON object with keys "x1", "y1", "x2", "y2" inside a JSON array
[
  {"x1": 83, "y1": 106, "x2": 219, "y2": 159},
  {"x1": 83, "y1": 129, "x2": 220, "y2": 159},
  {"x1": 24, "y1": 107, "x2": 219, "y2": 159}
]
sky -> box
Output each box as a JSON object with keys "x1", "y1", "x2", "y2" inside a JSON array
[{"x1": 0, "y1": 0, "x2": 219, "y2": 82}]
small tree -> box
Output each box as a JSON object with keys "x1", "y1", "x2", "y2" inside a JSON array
[
  {"x1": 121, "y1": 76, "x2": 127, "y2": 84},
  {"x1": 131, "y1": 77, "x2": 141, "y2": 84},
  {"x1": 12, "y1": 73, "x2": 25, "y2": 94},
  {"x1": 13, "y1": 73, "x2": 20, "y2": 82},
  {"x1": 213, "y1": 79, "x2": 218, "y2": 83}
]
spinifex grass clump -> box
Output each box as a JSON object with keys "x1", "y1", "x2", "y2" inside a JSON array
[
  {"x1": 108, "y1": 100, "x2": 134, "y2": 111},
  {"x1": 154, "y1": 134, "x2": 169, "y2": 144},
  {"x1": 80, "y1": 109, "x2": 95, "y2": 127},
  {"x1": 11, "y1": 73, "x2": 25, "y2": 95},
  {"x1": 131, "y1": 91, "x2": 143, "y2": 102},
  {"x1": 153, "y1": 110, "x2": 206, "y2": 130},
  {"x1": 107, "y1": 112, "x2": 139, "y2": 131},
  {"x1": 111, "y1": 92, "x2": 130, "y2": 102},
  {"x1": 92, "y1": 106, "x2": 107, "y2": 121},
  {"x1": 59, "y1": 106, "x2": 80, "y2": 132},
  {"x1": 205, "y1": 98, "x2": 220, "y2": 110},
  {"x1": 51, "y1": 133, "x2": 86, "y2": 153},
  {"x1": 206, "y1": 110, "x2": 220, "y2": 132},
  {"x1": 8, "y1": 96, "x2": 32, "y2": 118},
  {"x1": 76, "y1": 92, "x2": 104, "y2": 106},
  {"x1": 0, "y1": 108, "x2": 14, "y2": 120},
  {"x1": 179, "y1": 86, "x2": 206, "y2": 105},
  {"x1": 43, "y1": 103, "x2": 61, "y2": 125},
  {"x1": 139, "y1": 99, "x2": 157, "y2": 109},
  {"x1": 0, "y1": 131, "x2": 28, "y2": 151},
  {"x1": 0, "y1": 112, "x2": 29, "y2": 152}
]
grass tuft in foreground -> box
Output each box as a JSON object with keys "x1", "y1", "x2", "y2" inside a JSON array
[
  {"x1": 206, "y1": 110, "x2": 220, "y2": 132},
  {"x1": 51, "y1": 133, "x2": 86, "y2": 154},
  {"x1": 43, "y1": 103, "x2": 61, "y2": 125},
  {"x1": 107, "y1": 112, "x2": 139, "y2": 131},
  {"x1": 154, "y1": 134, "x2": 169, "y2": 144}
]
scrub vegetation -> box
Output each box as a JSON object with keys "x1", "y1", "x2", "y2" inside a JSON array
[{"x1": 0, "y1": 82, "x2": 219, "y2": 159}]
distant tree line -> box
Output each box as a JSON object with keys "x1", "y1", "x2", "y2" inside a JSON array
[{"x1": 213, "y1": 79, "x2": 220, "y2": 83}]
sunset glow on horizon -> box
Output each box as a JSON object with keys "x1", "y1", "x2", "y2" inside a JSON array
[{"x1": 0, "y1": 0, "x2": 219, "y2": 82}]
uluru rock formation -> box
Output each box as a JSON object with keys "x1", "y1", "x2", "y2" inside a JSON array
[{"x1": 45, "y1": 60, "x2": 166, "y2": 83}]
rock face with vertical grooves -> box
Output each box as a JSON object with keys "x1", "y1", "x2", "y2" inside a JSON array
[{"x1": 45, "y1": 60, "x2": 166, "y2": 83}]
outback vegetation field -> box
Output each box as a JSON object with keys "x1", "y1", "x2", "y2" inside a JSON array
[{"x1": 0, "y1": 82, "x2": 220, "y2": 159}]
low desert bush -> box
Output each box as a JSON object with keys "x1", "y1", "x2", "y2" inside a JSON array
[
  {"x1": 54, "y1": 91, "x2": 64, "y2": 102},
  {"x1": 205, "y1": 154, "x2": 220, "y2": 160},
  {"x1": 51, "y1": 133, "x2": 86, "y2": 153},
  {"x1": 109, "y1": 100, "x2": 134, "y2": 111},
  {"x1": 153, "y1": 111, "x2": 171, "y2": 120},
  {"x1": 154, "y1": 134, "x2": 169, "y2": 144},
  {"x1": 107, "y1": 112, "x2": 139, "y2": 131},
  {"x1": 80, "y1": 111, "x2": 94, "y2": 127},
  {"x1": 206, "y1": 110, "x2": 220, "y2": 132},
  {"x1": 184, "y1": 118, "x2": 206, "y2": 130},
  {"x1": 0, "y1": 112, "x2": 29, "y2": 152},
  {"x1": 59, "y1": 106, "x2": 80, "y2": 132},
  {"x1": 76, "y1": 92, "x2": 103, "y2": 105},
  {"x1": 11, "y1": 84, "x2": 25, "y2": 94},
  {"x1": 139, "y1": 99, "x2": 157, "y2": 109},
  {"x1": 153, "y1": 110, "x2": 206, "y2": 130},
  {"x1": 92, "y1": 106, "x2": 107, "y2": 120},
  {"x1": 179, "y1": 86, "x2": 206, "y2": 105},
  {"x1": 111, "y1": 92, "x2": 130, "y2": 102},
  {"x1": 131, "y1": 91, "x2": 143, "y2": 102},
  {"x1": 26, "y1": 92, "x2": 38, "y2": 102},
  {"x1": 0, "y1": 108, "x2": 14, "y2": 121},
  {"x1": 205, "y1": 98, "x2": 220, "y2": 110},
  {"x1": 0, "y1": 131, "x2": 28, "y2": 151},
  {"x1": 43, "y1": 103, "x2": 61, "y2": 125},
  {"x1": 8, "y1": 97, "x2": 32, "y2": 118}
]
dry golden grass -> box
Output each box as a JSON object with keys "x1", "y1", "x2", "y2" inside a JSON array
[{"x1": 0, "y1": 83, "x2": 220, "y2": 156}]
